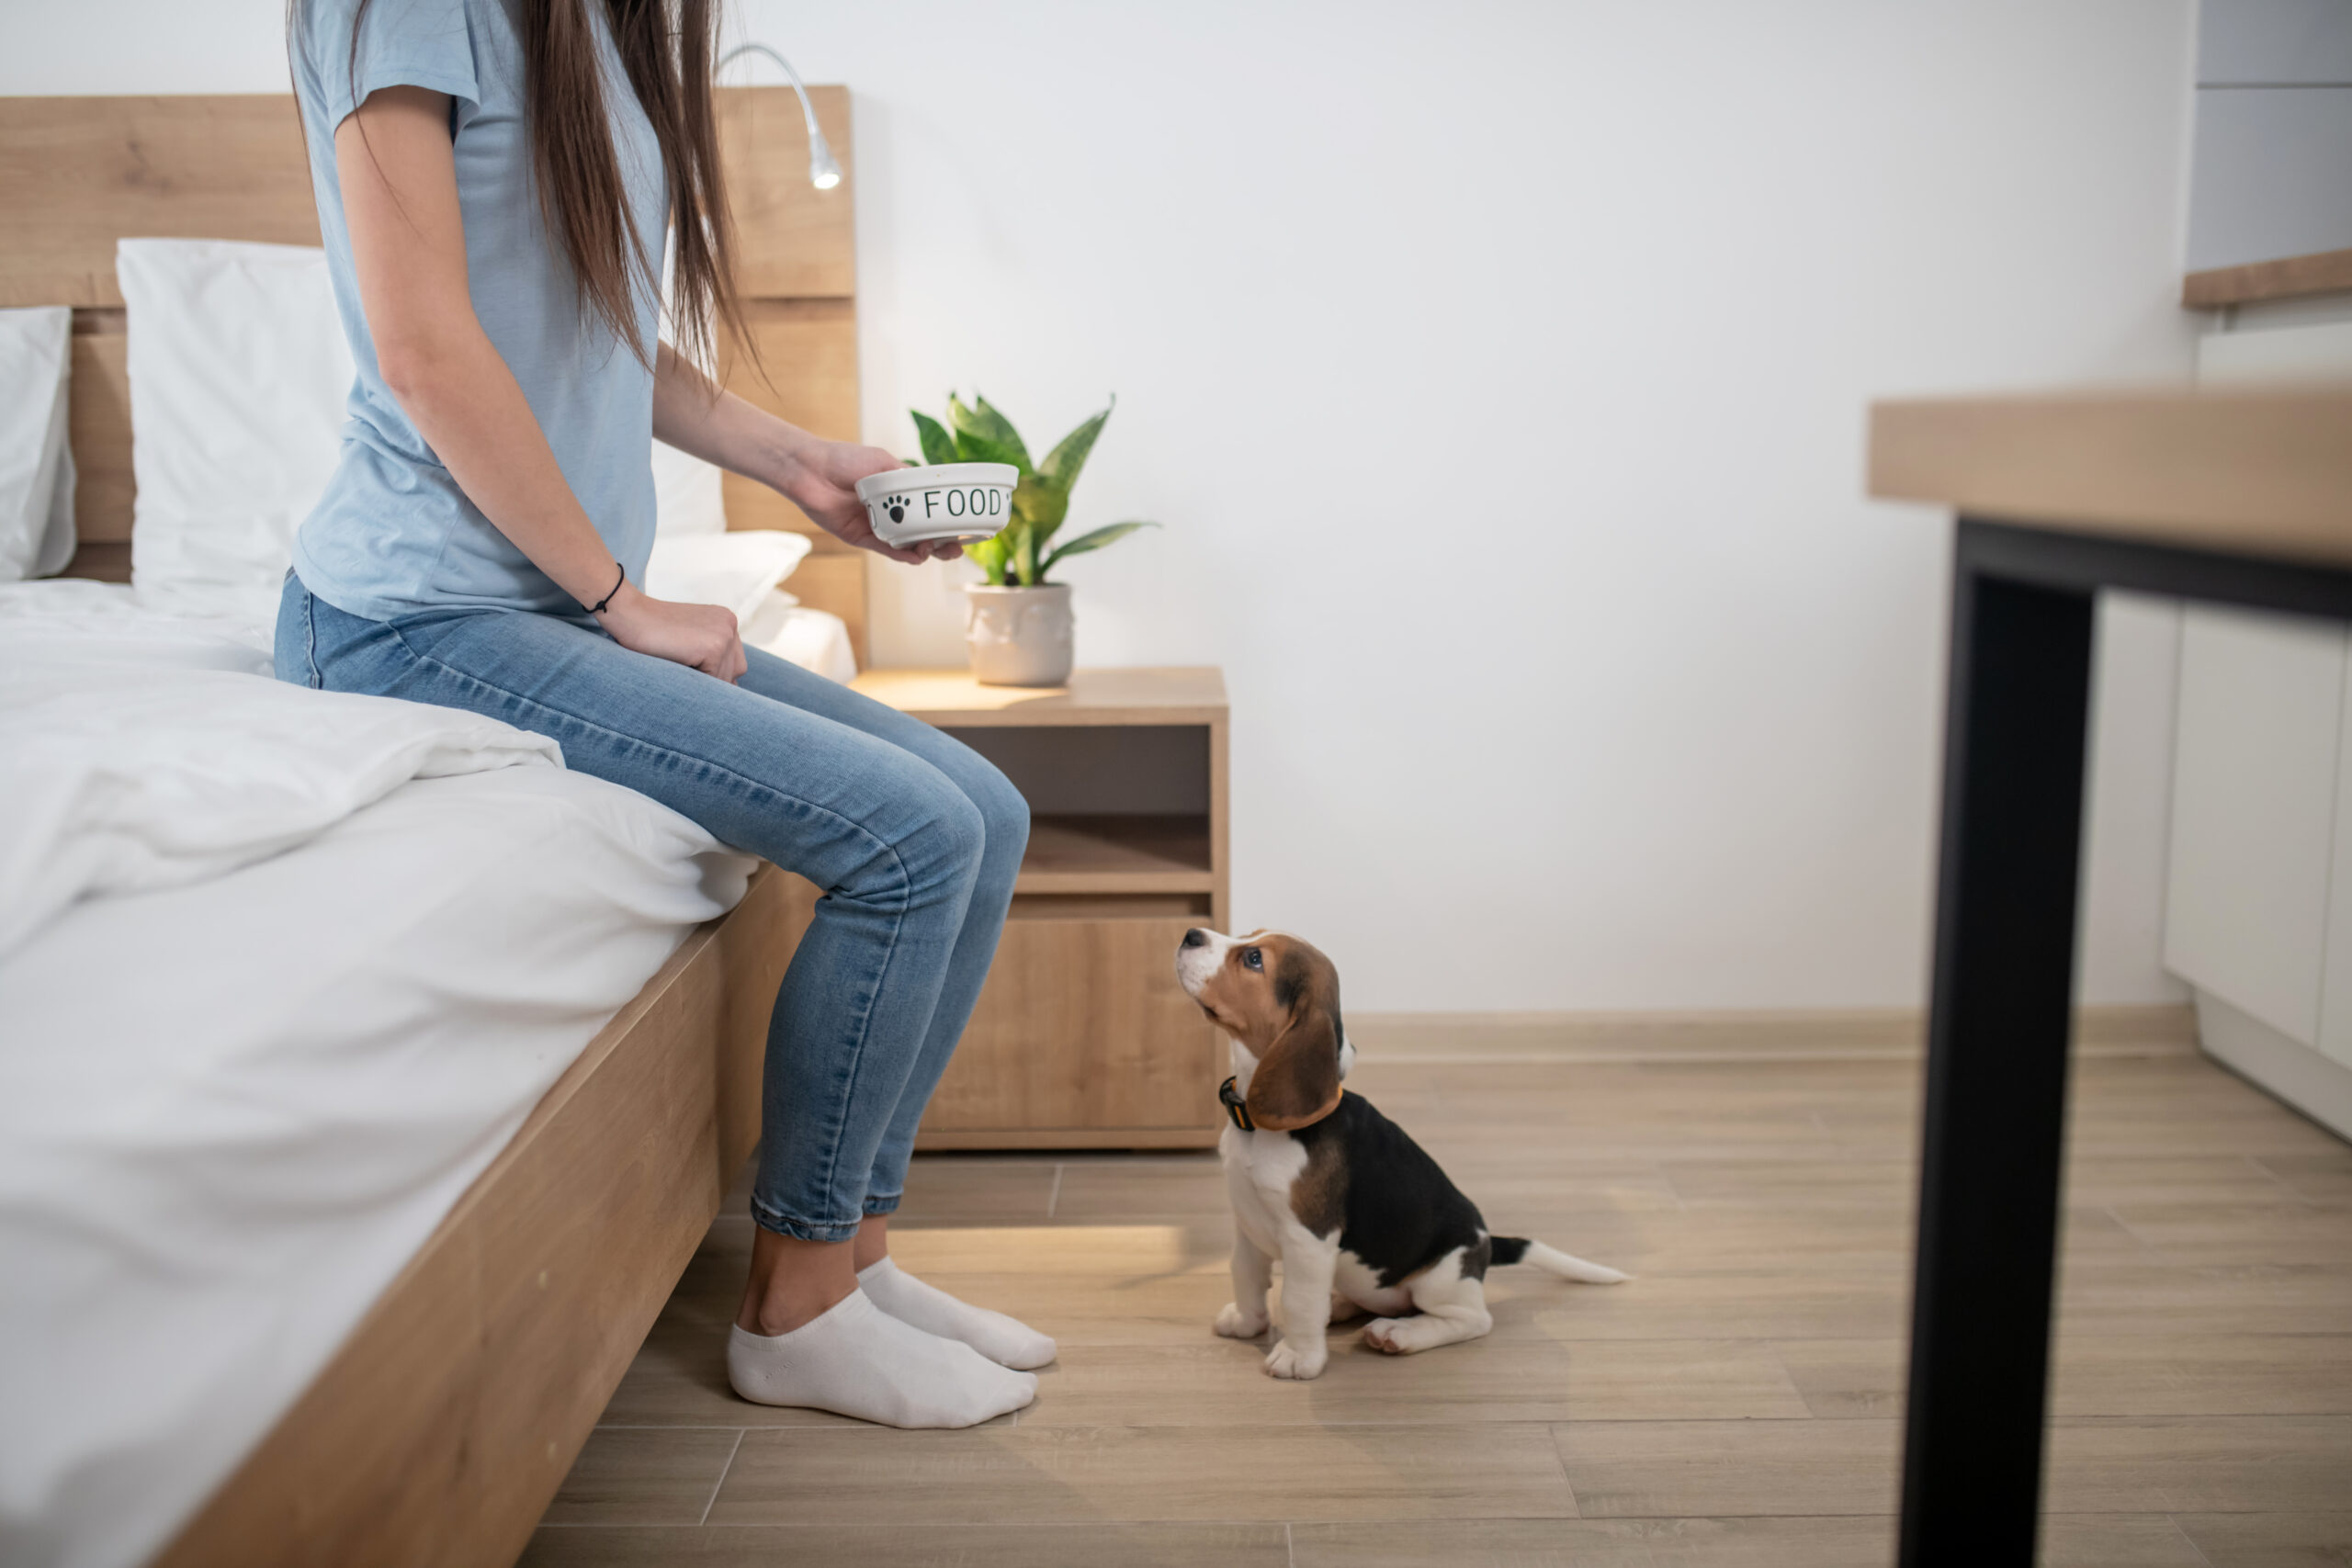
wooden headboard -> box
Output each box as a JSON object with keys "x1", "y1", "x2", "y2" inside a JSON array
[{"x1": 0, "y1": 87, "x2": 869, "y2": 664}]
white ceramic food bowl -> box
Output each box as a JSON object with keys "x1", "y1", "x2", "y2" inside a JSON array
[{"x1": 856, "y1": 463, "x2": 1018, "y2": 547}]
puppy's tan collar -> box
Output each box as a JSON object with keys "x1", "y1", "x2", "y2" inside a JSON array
[{"x1": 1219, "y1": 1076, "x2": 1342, "y2": 1132}]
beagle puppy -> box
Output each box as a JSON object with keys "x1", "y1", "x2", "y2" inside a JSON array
[{"x1": 1176, "y1": 927, "x2": 1626, "y2": 1381}]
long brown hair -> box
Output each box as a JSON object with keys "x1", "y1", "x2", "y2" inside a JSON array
[{"x1": 297, "y1": 0, "x2": 747, "y2": 377}]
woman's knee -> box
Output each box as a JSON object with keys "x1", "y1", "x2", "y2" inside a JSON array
[
  {"x1": 928, "y1": 740, "x2": 1028, "y2": 859},
  {"x1": 969, "y1": 756, "x2": 1030, "y2": 856},
  {"x1": 820, "y1": 744, "x2": 1024, "y2": 911},
  {"x1": 890, "y1": 768, "x2": 990, "y2": 894}
]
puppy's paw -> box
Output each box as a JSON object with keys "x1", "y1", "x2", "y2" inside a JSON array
[
  {"x1": 1262, "y1": 1338, "x2": 1327, "y2": 1381},
  {"x1": 1363, "y1": 1316, "x2": 1417, "y2": 1354},
  {"x1": 1214, "y1": 1302, "x2": 1270, "y2": 1339}
]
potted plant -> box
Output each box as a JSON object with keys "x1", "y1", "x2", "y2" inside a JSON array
[{"x1": 910, "y1": 392, "x2": 1155, "y2": 687}]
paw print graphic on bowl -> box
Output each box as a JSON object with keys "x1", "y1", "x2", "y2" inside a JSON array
[{"x1": 882, "y1": 497, "x2": 909, "y2": 525}]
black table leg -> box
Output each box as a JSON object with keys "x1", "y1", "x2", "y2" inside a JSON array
[{"x1": 1897, "y1": 537, "x2": 2096, "y2": 1566}]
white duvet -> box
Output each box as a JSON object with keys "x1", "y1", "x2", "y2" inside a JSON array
[
  {"x1": 0, "y1": 584, "x2": 754, "y2": 1568},
  {"x1": 0, "y1": 628, "x2": 559, "y2": 964}
]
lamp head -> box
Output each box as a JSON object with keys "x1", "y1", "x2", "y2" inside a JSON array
[{"x1": 809, "y1": 135, "x2": 842, "y2": 191}]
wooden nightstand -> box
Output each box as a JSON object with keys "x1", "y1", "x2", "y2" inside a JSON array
[{"x1": 852, "y1": 667, "x2": 1229, "y2": 1150}]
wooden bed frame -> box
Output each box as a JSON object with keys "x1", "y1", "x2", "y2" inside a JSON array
[{"x1": 0, "y1": 87, "x2": 856, "y2": 1566}]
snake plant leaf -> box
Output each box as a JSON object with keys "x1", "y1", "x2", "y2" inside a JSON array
[
  {"x1": 1039, "y1": 521, "x2": 1157, "y2": 577},
  {"x1": 944, "y1": 394, "x2": 983, "y2": 463},
  {"x1": 1039, "y1": 395, "x2": 1114, "y2": 491},
  {"x1": 1012, "y1": 472, "x2": 1070, "y2": 536},
  {"x1": 964, "y1": 533, "x2": 1011, "y2": 585},
  {"x1": 1011, "y1": 524, "x2": 1041, "y2": 587},
  {"x1": 949, "y1": 393, "x2": 1033, "y2": 472},
  {"x1": 969, "y1": 394, "x2": 1035, "y2": 470},
  {"x1": 910, "y1": 411, "x2": 960, "y2": 467},
  {"x1": 950, "y1": 427, "x2": 1029, "y2": 474}
]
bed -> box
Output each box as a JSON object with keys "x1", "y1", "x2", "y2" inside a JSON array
[{"x1": 0, "y1": 86, "x2": 863, "y2": 1568}]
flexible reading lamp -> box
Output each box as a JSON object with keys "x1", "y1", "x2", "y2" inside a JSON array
[{"x1": 715, "y1": 41, "x2": 842, "y2": 190}]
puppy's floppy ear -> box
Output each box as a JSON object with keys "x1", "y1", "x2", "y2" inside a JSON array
[{"x1": 1246, "y1": 942, "x2": 1344, "y2": 1131}]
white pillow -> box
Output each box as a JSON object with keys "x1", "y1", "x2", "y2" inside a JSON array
[
  {"x1": 642, "y1": 529, "x2": 812, "y2": 625},
  {"x1": 116, "y1": 239, "x2": 354, "y2": 628},
  {"x1": 651, "y1": 436, "x2": 729, "y2": 537},
  {"x1": 0, "y1": 307, "x2": 76, "y2": 581}
]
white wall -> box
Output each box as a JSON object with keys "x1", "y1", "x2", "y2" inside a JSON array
[{"x1": 5, "y1": 1, "x2": 2201, "y2": 1011}]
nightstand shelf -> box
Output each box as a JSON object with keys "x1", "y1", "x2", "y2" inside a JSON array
[
  {"x1": 1019, "y1": 815, "x2": 1213, "y2": 896},
  {"x1": 853, "y1": 667, "x2": 1229, "y2": 1150}
]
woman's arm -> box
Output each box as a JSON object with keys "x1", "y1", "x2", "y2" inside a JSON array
[
  {"x1": 650, "y1": 347, "x2": 963, "y2": 564},
  {"x1": 337, "y1": 85, "x2": 744, "y2": 680}
]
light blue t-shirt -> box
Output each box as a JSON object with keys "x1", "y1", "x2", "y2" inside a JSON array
[{"x1": 289, "y1": 0, "x2": 664, "y2": 620}]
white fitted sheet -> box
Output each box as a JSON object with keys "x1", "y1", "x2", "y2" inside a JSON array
[{"x1": 0, "y1": 584, "x2": 754, "y2": 1568}]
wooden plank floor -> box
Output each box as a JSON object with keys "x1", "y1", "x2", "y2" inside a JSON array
[{"x1": 521, "y1": 1038, "x2": 2352, "y2": 1566}]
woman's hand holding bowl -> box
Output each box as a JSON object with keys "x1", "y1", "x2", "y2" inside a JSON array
[{"x1": 779, "y1": 437, "x2": 966, "y2": 565}]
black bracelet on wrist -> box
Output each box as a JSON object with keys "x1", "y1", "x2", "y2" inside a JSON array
[{"x1": 588, "y1": 560, "x2": 626, "y2": 615}]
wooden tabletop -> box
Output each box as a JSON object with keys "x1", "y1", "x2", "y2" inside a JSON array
[
  {"x1": 850, "y1": 667, "x2": 1227, "y2": 727},
  {"x1": 1869, "y1": 388, "x2": 2352, "y2": 570}
]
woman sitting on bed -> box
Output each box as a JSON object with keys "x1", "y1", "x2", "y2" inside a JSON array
[{"x1": 280, "y1": 0, "x2": 1048, "y2": 1427}]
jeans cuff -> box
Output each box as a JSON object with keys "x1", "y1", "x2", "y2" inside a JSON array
[
  {"x1": 748, "y1": 1194, "x2": 863, "y2": 1243},
  {"x1": 863, "y1": 1192, "x2": 903, "y2": 1217}
]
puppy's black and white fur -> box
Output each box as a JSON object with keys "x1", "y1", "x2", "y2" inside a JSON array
[{"x1": 1176, "y1": 927, "x2": 1626, "y2": 1381}]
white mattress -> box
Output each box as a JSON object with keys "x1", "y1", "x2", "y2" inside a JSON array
[{"x1": 0, "y1": 583, "x2": 754, "y2": 1568}]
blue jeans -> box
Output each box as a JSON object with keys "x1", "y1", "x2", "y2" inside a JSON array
[{"x1": 276, "y1": 574, "x2": 1026, "y2": 1242}]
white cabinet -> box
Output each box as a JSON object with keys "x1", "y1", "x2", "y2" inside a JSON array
[
  {"x1": 2188, "y1": 0, "x2": 2352, "y2": 270},
  {"x1": 2164, "y1": 606, "x2": 2345, "y2": 1045},
  {"x1": 2165, "y1": 605, "x2": 2352, "y2": 1136}
]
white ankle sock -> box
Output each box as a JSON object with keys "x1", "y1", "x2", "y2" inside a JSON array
[
  {"x1": 728, "y1": 1289, "x2": 1036, "y2": 1427},
  {"x1": 858, "y1": 1257, "x2": 1058, "y2": 1371}
]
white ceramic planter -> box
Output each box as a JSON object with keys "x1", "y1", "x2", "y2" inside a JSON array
[{"x1": 963, "y1": 583, "x2": 1074, "y2": 687}]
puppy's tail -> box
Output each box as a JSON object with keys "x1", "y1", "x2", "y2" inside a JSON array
[{"x1": 1489, "y1": 1235, "x2": 1631, "y2": 1284}]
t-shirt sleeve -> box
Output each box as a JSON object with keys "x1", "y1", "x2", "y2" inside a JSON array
[{"x1": 301, "y1": 0, "x2": 481, "y2": 130}]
